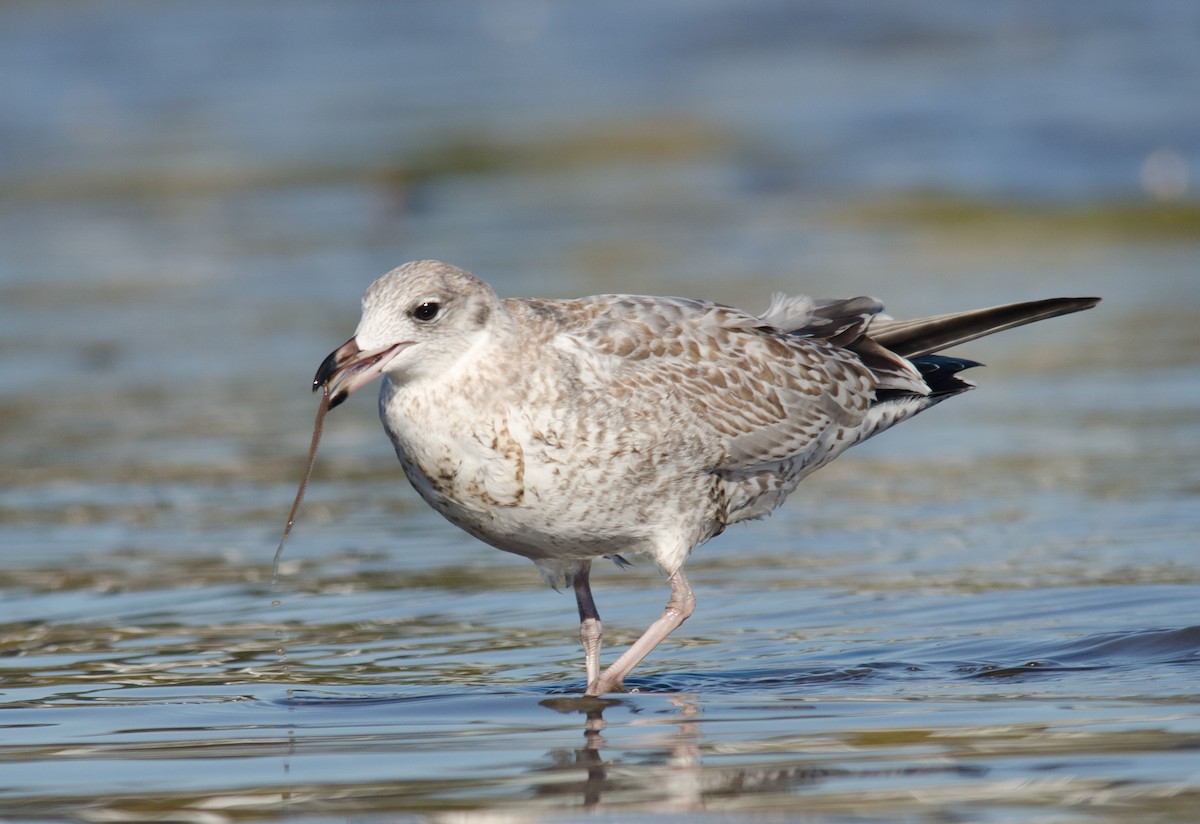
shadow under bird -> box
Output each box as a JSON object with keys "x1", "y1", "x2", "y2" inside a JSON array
[{"x1": 283, "y1": 259, "x2": 1099, "y2": 695}]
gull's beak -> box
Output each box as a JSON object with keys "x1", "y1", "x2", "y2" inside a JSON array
[{"x1": 313, "y1": 337, "x2": 407, "y2": 409}]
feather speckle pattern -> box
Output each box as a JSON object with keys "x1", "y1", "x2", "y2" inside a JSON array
[{"x1": 310, "y1": 260, "x2": 1099, "y2": 693}]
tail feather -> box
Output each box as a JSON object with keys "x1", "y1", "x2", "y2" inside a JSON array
[
  {"x1": 910, "y1": 354, "x2": 981, "y2": 396},
  {"x1": 870, "y1": 297, "x2": 1101, "y2": 359},
  {"x1": 871, "y1": 354, "x2": 981, "y2": 404}
]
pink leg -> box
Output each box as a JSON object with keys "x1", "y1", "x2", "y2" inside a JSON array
[{"x1": 586, "y1": 569, "x2": 695, "y2": 695}]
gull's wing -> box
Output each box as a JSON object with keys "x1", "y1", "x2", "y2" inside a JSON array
[
  {"x1": 511, "y1": 291, "x2": 1098, "y2": 527},
  {"x1": 519, "y1": 291, "x2": 1099, "y2": 473},
  {"x1": 532, "y1": 295, "x2": 897, "y2": 473}
]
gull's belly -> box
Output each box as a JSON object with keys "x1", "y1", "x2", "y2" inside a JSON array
[
  {"x1": 382, "y1": 394, "x2": 717, "y2": 563},
  {"x1": 393, "y1": 431, "x2": 663, "y2": 561}
]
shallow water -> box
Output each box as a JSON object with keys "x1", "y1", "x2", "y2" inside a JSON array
[{"x1": 3, "y1": 2, "x2": 1200, "y2": 821}]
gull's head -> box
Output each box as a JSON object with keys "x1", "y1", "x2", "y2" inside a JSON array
[{"x1": 314, "y1": 260, "x2": 503, "y2": 408}]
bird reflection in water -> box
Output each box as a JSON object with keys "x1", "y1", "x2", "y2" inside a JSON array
[{"x1": 534, "y1": 694, "x2": 985, "y2": 812}]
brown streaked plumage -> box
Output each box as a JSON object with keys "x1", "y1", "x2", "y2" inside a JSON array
[{"x1": 302, "y1": 259, "x2": 1099, "y2": 694}]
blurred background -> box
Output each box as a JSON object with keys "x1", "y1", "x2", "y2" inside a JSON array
[{"x1": 1, "y1": 2, "x2": 1198, "y2": 819}]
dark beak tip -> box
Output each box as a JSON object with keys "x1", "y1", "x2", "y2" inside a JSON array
[
  {"x1": 314, "y1": 338, "x2": 358, "y2": 390},
  {"x1": 311, "y1": 336, "x2": 368, "y2": 408},
  {"x1": 314, "y1": 355, "x2": 338, "y2": 388}
]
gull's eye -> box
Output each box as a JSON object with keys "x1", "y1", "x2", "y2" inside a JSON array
[{"x1": 412, "y1": 301, "x2": 440, "y2": 322}]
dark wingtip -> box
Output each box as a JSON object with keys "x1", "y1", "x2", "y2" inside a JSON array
[
  {"x1": 872, "y1": 295, "x2": 1103, "y2": 360},
  {"x1": 1068, "y1": 296, "x2": 1102, "y2": 310}
]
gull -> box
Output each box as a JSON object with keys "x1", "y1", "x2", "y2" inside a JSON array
[{"x1": 308, "y1": 260, "x2": 1098, "y2": 695}]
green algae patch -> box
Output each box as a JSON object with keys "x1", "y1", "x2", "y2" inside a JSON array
[
  {"x1": 375, "y1": 116, "x2": 732, "y2": 186},
  {"x1": 837, "y1": 192, "x2": 1200, "y2": 243},
  {"x1": 0, "y1": 117, "x2": 731, "y2": 204}
]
